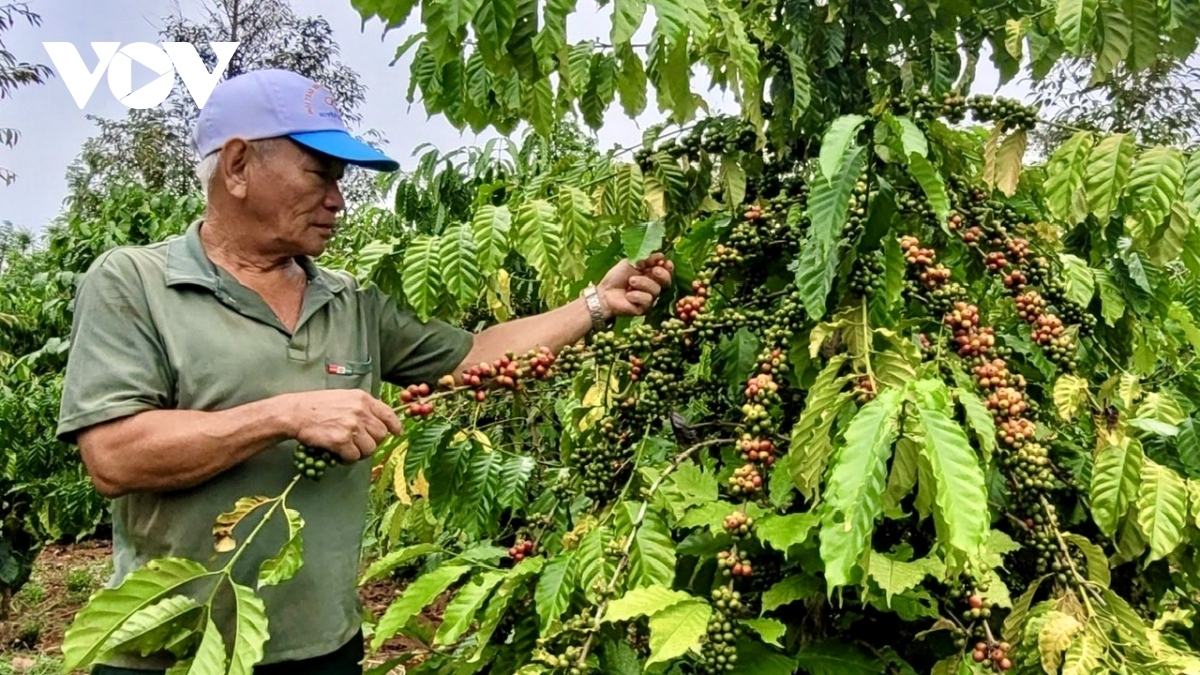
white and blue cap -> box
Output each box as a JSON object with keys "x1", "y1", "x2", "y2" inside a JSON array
[{"x1": 193, "y1": 68, "x2": 399, "y2": 172}]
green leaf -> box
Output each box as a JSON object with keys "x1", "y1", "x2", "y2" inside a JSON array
[
  {"x1": 646, "y1": 0, "x2": 698, "y2": 45},
  {"x1": 1085, "y1": 133, "x2": 1134, "y2": 222},
  {"x1": 371, "y1": 564, "x2": 472, "y2": 651},
  {"x1": 515, "y1": 199, "x2": 564, "y2": 288},
  {"x1": 1093, "y1": 268, "x2": 1126, "y2": 326},
  {"x1": 819, "y1": 115, "x2": 868, "y2": 181},
  {"x1": 718, "y1": 328, "x2": 760, "y2": 389},
  {"x1": 892, "y1": 116, "x2": 928, "y2": 158},
  {"x1": 883, "y1": 433, "x2": 921, "y2": 517},
  {"x1": 794, "y1": 640, "x2": 884, "y2": 675},
  {"x1": 615, "y1": 44, "x2": 648, "y2": 117},
  {"x1": 557, "y1": 186, "x2": 594, "y2": 255},
  {"x1": 575, "y1": 526, "x2": 615, "y2": 604},
  {"x1": 739, "y1": 618, "x2": 786, "y2": 647},
  {"x1": 1184, "y1": 151, "x2": 1200, "y2": 215},
  {"x1": 402, "y1": 234, "x2": 443, "y2": 321},
  {"x1": 1122, "y1": 0, "x2": 1159, "y2": 72},
  {"x1": 1057, "y1": 0, "x2": 1099, "y2": 53},
  {"x1": 785, "y1": 40, "x2": 811, "y2": 120},
  {"x1": 1091, "y1": 0, "x2": 1132, "y2": 83},
  {"x1": 762, "y1": 575, "x2": 822, "y2": 612},
  {"x1": 913, "y1": 380, "x2": 989, "y2": 563},
  {"x1": 955, "y1": 387, "x2": 996, "y2": 466},
  {"x1": 439, "y1": 224, "x2": 482, "y2": 312},
  {"x1": 867, "y1": 550, "x2": 938, "y2": 607},
  {"x1": 731, "y1": 642, "x2": 800, "y2": 675},
  {"x1": 1046, "y1": 131, "x2": 1095, "y2": 224},
  {"x1": 473, "y1": 0, "x2": 517, "y2": 66},
  {"x1": 1090, "y1": 434, "x2": 1144, "y2": 537},
  {"x1": 61, "y1": 558, "x2": 214, "y2": 673},
  {"x1": 1062, "y1": 533, "x2": 1111, "y2": 587},
  {"x1": 257, "y1": 507, "x2": 304, "y2": 589},
  {"x1": 100, "y1": 595, "x2": 200, "y2": 659},
  {"x1": 599, "y1": 641, "x2": 641, "y2": 675},
  {"x1": 612, "y1": 0, "x2": 646, "y2": 44},
  {"x1": 189, "y1": 616, "x2": 228, "y2": 675},
  {"x1": 721, "y1": 156, "x2": 747, "y2": 208},
  {"x1": 1059, "y1": 253, "x2": 1095, "y2": 307},
  {"x1": 360, "y1": 544, "x2": 443, "y2": 586},
  {"x1": 226, "y1": 582, "x2": 269, "y2": 675},
  {"x1": 819, "y1": 388, "x2": 904, "y2": 590},
  {"x1": 604, "y1": 585, "x2": 695, "y2": 622},
  {"x1": 907, "y1": 153, "x2": 950, "y2": 222},
  {"x1": 1135, "y1": 460, "x2": 1188, "y2": 561},
  {"x1": 789, "y1": 355, "x2": 851, "y2": 499},
  {"x1": 1127, "y1": 146, "x2": 1186, "y2": 246},
  {"x1": 435, "y1": 570, "x2": 507, "y2": 646},
  {"x1": 663, "y1": 463, "x2": 719, "y2": 518},
  {"x1": 468, "y1": 557, "x2": 544, "y2": 661},
  {"x1": 755, "y1": 513, "x2": 819, "y2": 555},
  {"x1": 621, "y1": 220, "x2": 665, "y2": 263},
  {"x1": 797, "y1": 145, "x2": 866, "y2": 315},
  {"x1": 535, "y1": 550, "x2": 576, "y2": 633},
  {"x1": 1002, "y1": 574, "x2": 1048, "y2": 639},
  {"x1": 497, "y1": 453, "x2": 535, "y2": 510},
  {"x1": 472, "y1": 204, "x2": 512, "y2": 275},
  {"x1": 523, "y1": 79, "x2": 555, "y2": 138},
  {"x1": 646, "y1": 600, "x2": 709, "y2": 666},
  {"x1": 618, "y1": 502, "x2": 676, "y2": 588}
]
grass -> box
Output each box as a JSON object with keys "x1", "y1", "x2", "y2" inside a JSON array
[{"x1": 0, "y1": 653, "x2": 62, "y2": 675}]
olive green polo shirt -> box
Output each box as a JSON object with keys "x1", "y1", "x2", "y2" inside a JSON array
[{"x1": 56, "y1": 220, "x2": 473, "y2": 668}]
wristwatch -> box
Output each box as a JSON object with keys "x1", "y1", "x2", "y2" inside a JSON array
[{"x1": 582, "y1": 284, "x2": 609, "y2": 332}]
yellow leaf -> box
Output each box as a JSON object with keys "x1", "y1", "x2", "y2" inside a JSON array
[
  {"x1": 212, "y1": 496, "x2": 272, "y2": 553},
  {"x1": 412, "y1": 469, "x2": 430, "y2": 499},
  {"x1": 487, "y1": 269, "x2": 513, "y2": 323},
  {"x1": 579, "y1": 375, "x2": 620, "y2": 431},
  {"x1": 643, "y1": 174, "x2": 666, "y2": 217},
  {"x1": 391, "y1": 440, "x2": 412, "y2": 506},
  {"x1": 1053, "y1": 374, "x2": 1090, "y2": 421},
  {"x1": 983, "y1": 122, "x2": 1004, "y2": 190},
  {"x1": 1039, "y1": 610, "x2": 1083, "y2": 674},
  {"x1": 996, "y1": 128, "x2": 1028, "y2": 197},
  {"x1": 471, "y1": 429, "x2": 493, "y2": 452}
]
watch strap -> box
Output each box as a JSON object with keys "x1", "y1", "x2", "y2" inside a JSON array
[{"x1": 583, "y1": 284, "x2": 608, "y2": 332}]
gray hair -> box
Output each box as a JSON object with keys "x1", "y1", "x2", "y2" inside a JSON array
[
  {"x1": 194, "y1": 139, "x2": 284, "y2": 198},
  {"x1": 196, "y1": 151, "x2": 221, "y2": 199}
]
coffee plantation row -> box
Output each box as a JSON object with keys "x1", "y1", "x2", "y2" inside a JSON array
[{"x1": 42, "y1": 0, "x2": 1200, "y2": 673}]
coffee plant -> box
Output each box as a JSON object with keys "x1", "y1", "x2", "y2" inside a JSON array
[{"x1": 55, "y1": 0, "x2": 1200, "y2": 673}]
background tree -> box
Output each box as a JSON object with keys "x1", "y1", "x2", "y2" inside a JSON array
[
  {"x1": 1031, "y1": 54, "x2": 1200, "y2": 154},
  {"x1": 62, "y1": 0, "x2": 385, "y2": 220},
  {"x1": 0, "y1": 2, "x2": 52, "y2": 186}
]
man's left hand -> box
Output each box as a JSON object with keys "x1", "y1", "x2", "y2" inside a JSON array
[{"x1": 596, "y1": 252, "x2": 675, "y2": 318}]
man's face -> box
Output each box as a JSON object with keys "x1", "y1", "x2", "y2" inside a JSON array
[{"x1": 245, "y1": 139, "x2": 347, "y2": 257}]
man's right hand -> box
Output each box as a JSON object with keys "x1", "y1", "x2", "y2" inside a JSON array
[{"x1": 280, "y1": 389, "x2": 404, "y2": 463}]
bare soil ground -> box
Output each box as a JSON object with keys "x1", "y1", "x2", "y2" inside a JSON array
[{"x1": 1, "y1": 541, "x2": 435, "y2": 674}]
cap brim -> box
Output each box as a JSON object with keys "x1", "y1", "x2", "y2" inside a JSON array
[{"x1": 288, "y1": 130, "x2": 400, "y2": 172}]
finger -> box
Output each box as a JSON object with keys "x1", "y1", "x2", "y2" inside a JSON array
[
  {"x1": 626, "y1": 275, "x2": 662, "y2": 296},
  {"x1": 367, "y1": 396, "x2": 404, "y2": 434},
  {"x1": 362, "y1": 415, "x2": 389, "y2": 443},
  {"x1": 646, "y1": 265, "x2": 673, "y2": 287},
  {"x1": 625, "y1": 290, "x2": 654, "y2": 311},
  {"x1": 353, "y1": 427, "x2": 377, "y2": 458}
]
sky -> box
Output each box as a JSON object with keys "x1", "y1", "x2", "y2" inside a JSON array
[{"x1": 1, "y1": 0, "x2": 1028, "y2": 233}]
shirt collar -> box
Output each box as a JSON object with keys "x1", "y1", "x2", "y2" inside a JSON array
[{"x1": 164, "y1": 219, "x2": 345, "y2": 293}]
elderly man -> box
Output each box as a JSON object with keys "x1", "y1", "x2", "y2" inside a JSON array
[{"x1": 57, "y1": 68, "x2": 673, "y2": 674}]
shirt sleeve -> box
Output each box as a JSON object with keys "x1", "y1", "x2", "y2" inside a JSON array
[
  {"x1": 56, "y1": 249, "x2": 175, "y2": 444},
  {"x1": 370, "y1": 286, "x2": 475, "y2": 387}
]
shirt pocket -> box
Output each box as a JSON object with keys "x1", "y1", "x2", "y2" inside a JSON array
[{"x1": 324, "y1": 356, "x2": 374, "y2": 392}]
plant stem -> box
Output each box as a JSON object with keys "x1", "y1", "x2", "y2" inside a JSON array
[
  {"x1": 575, "y1": 437, "x2": 727, "y2": 667},
  {"x1": 222, "y1": 476, "x2": 302, "y2": 574}
]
